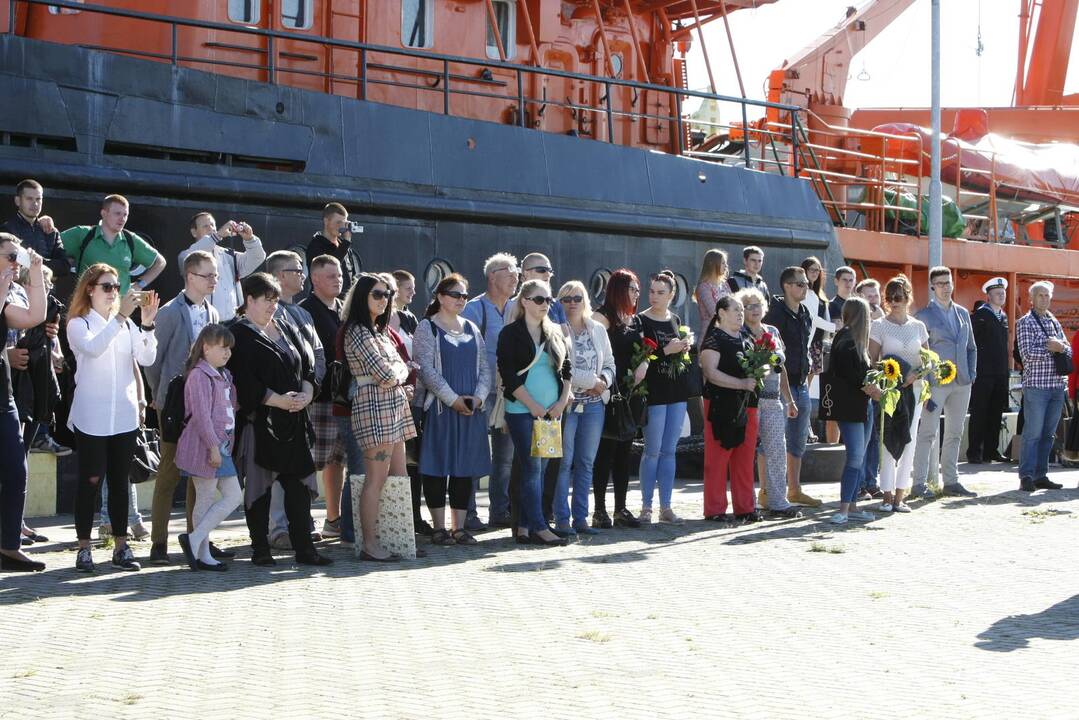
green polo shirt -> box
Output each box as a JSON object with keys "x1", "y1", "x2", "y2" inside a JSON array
[{"x1": 60, "y1": 224, "x2": 159, "y2": 293}]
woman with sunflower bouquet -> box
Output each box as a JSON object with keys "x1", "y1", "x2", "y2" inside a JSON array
[{"x1": 868, "y1": 275, "x2": 930, "y2": 513}]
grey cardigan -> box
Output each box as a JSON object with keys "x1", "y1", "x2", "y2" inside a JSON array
[
  {"x1": 413, "y1": 316, "x2": 492, "y2": 413},
  {"x1": 145, "y1": 291, "x2": 220, "y2": 403}
]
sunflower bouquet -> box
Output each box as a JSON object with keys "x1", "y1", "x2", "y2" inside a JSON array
[
  {"x1": 660, "y1": 325, "x2": 695, "y2": 380},
  {"x1": 865, "y1": 356, "x2": 903, "y2": 418},
  {"x1": 914, "y1": 348, "x2": 958, "y2": 403}
]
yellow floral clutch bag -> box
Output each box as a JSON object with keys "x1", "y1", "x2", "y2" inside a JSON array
[{"x1": 530, "y1": 418, "x2": 563, "y2": 458}]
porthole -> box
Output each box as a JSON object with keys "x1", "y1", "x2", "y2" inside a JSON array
[
  {"x1": 424, "y1": 258, "x2": 454, "y2": 294},
  {"x1": 589, "y1": 268, "x2": 611, "y2": 305},
  {"x1": 672, "y1": 272, "x2": 689, "y2": 309}
]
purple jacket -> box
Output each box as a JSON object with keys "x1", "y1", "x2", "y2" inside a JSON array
[{"x1": 175, "y1": 360, "x2": 239, "y2": 479}]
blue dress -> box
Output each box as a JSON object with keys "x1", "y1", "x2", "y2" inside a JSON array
[{"x1": 419, "y1": 327, "x2": 492, "y2": 478}]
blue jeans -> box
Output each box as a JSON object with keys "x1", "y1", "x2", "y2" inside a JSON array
[
  {"x1": 336, "y1": 414, "x2": 365, "y2": 544},
  {"x1": 554, "y1": 401, "x2": 605, "y2": 527},
  {"x1": 469, "y1": 392, "x2": 514, "y2": 523},
  {"x1": 838, "y1": 406, "x2": 873, "y2": 504},
  {"x1": 786, "y1": 382, "x2": 811, "y2": 458},
  {"x1": 639, "y1": 402, "x2": 686, "y2": 510},
  {"x1": 861, "y1": 400, "x2": 881, "y2": 492},
  {"x1": 1018, "y1": 386, "x2": 1066, "y2": 481},
  {"x1": 100, "y1": 476, "x2": 142, "y2": 526},
  {"x1": 505, "y1": 412, "x2": 552, "y2": 533}
]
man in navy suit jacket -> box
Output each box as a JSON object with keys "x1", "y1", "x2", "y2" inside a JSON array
[{"x1": 911, "y1": 266, "x2": 978, "y2": 498}]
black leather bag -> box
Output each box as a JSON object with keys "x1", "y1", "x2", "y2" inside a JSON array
[
  {"x1": 130, "y1": 428, "x2": 161, "y2": 485},
  {"x1": 602, "y1": 379, "x2": 647, "y2": 441}
]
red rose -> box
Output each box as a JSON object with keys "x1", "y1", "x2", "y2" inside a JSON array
[{"x1": 643, "y1": 337, "x2": 659, "y2": 350}]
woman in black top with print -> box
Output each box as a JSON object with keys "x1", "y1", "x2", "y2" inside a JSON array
[
  {"x1": 0, "y1": 238, "x2": 46, "y2": 572},
  {"x1": 634, "y1": 270, "x2": 694, "y2": 525},
  {"x1": 590, "y1": 269, "x2": 645, "y2": 529}
]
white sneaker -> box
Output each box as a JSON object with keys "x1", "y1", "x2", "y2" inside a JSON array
[
  {"x1": 879, "y1": 503, "x2": 894, "y2": 513},
  {"x1": 638, "y1": 508, "x2": 653, "y2": 525},
  {"x1": 829, "y1": 512, "x2": 848, "y2": 525},
  {"x1": 893, "y1": 502, "x2": 912, "y2": 513},
  {"x1": 658, "y1": 508, "x2": 684, "y2": 525},
  {"x1": 848, "y1": 510, "x2": 875, "y2": 522}
]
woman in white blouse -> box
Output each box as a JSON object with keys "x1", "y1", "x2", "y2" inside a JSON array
[{"x1": 67, "y1": 263, "x2": 159, "y2": 573}]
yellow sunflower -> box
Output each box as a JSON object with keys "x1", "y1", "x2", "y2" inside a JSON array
[
  {"x1": 881, "y1": 358, "x2": 902, "y2": 382},
  {"x1": 939, "y1": 360, "x2": 957, "y2": 385}
]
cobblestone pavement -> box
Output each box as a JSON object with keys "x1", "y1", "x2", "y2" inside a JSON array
[{"x1": 3, "y1": 464, "x2": 1078, "y2": 719}]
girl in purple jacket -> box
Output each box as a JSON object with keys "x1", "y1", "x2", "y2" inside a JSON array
[{"x1": 176, "y1": 324, "x2": 242, "y2": 571}]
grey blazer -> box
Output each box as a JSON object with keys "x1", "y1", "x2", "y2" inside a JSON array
[
  {"x1": 145, "y1": 291, "x2": 220, "y2": 403},
  {"x1": 915, "y1": 299, "x2": 978, "y2": 385}
]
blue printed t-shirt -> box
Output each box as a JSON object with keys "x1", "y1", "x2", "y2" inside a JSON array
[
  {"x1": 60, "y1": 224, "x2": 159, "y2": 293},
  {"x1": 505, "y1": 343, "x2": 559, "y2": 414}
]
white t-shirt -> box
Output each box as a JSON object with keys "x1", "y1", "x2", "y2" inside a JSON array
[{"x1": 870, "y1": 316, "x2": 929, "y2": 368}]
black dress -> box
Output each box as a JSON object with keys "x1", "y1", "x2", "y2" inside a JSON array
[
  {"x1": 701, "y1": 324, "x2": 755, "y2": 447},
  {"x1": 638, "y1": 312, "x2": 693, "y2": 406}
]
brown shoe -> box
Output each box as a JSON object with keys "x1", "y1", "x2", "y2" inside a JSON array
[{"x1": 787, "y1": 490, "x2": 823, "y2": 508}]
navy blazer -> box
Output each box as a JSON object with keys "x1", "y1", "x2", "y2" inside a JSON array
[{"x1": 915, "y1": 299, "x2": 977, "y2": 385}]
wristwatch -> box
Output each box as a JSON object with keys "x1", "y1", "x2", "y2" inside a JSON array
[{"x1": 141, "y1": 322, "x2": 156, "y2": 331}]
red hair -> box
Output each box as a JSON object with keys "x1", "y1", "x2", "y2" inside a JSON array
[{"x1": 599, "y1": 268, "x2": 640, "y2": 327}]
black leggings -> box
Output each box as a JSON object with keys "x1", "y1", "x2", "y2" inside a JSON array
[
  {"x1": 592, "y1": 437, "x2": 632, "y2": 514},
  {"x1": 74, "y1": 428, "x2": 137, "y2": 540},
  {"x1": 245, "y1": 473, "x2": 316, "y2": 558},
  {"x1": 421, "y1": 475, "x2": 470, "y2": 511}
]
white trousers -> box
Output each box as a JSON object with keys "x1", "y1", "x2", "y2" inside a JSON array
[{"x1": 878, "y1": 382, "x2": 924, "y2": 493}]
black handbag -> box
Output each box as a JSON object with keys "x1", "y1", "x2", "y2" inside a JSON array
[
  {"x1": 602, "y1": 378, "x2": 647, "y2": 441},
  {"x1": 130, "y1": 428, "x2": 161, "y2": 485}
]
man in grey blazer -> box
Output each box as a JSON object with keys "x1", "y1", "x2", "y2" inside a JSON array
[
  {"x1": 144, "y1": 250, "x2": 221, "y2": 564},
  {"x1": 912, "y1": 266, "x2": 978, "y2": 498}
]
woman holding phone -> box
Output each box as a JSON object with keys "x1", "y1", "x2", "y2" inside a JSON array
[{"x1": 413, "y1": 273, "x2": 491, "y2": 546}]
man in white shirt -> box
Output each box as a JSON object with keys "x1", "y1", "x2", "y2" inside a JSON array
[
  {"x1": 178, "y1": 212, "x2": 265, "y2": 322},
  {"x1": 144, "y1": 250, "x2": 221, "y2": 565}
]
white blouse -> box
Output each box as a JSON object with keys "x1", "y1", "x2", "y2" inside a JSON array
[{"x1": 68, "y1": 309, "x2": 158, "y2": 437}]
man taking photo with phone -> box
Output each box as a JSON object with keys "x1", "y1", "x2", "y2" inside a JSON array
[{"x1": 303, "y1": 202, "x2": 363, "y2": 299}]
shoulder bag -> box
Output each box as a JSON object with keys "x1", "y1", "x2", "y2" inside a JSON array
[{"x1": 1034, "y1": 313, "x2": 1074, "y2": 376}]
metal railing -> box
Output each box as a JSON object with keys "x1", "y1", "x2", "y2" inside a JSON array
[{"x1": 8, "y1": 0, "x2": 807, "y2": 175}]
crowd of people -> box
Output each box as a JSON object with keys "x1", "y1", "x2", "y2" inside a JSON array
[{"x1": 0, "y1": 178, "x2": 1075, "y2": 573}]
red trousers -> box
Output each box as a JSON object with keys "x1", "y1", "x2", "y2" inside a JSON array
[{"x1": 703, "y1": 402, "x2": 758, "y2": 516}]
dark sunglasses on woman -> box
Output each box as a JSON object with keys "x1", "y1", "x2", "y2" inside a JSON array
[
  {"x1": 371, "y1": 289, "x2": 396, "y2": 300},
  {"x1": 525, "y1": 296, "x2": 553, "y2": 306},
  {"x1": 559, "y1": 295, "x2": 584, "y2": 304},
  {"x1": 93, "y1": 282, "x2": 121, "y2": 293},
  {"x1": 440, "y1": 290, "x2": 469, "y2": 300}
]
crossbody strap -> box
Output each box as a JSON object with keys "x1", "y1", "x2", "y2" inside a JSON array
[{"x1": 518, "y1": 341, "x2": 547, "y2": 376}]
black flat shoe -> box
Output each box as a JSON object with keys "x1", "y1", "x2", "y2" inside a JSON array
[
  {"x1": 591, "y1": 511, "x2": 613, "y2": 529},
  {"x1": 178, "y1": 534, "x2": 198, "y2": 571},
  {"x1": 296, "y1": 552, "x2": 333, "y2": 566},
  {"x1": 515, "y1": 534, "x2": 531, "y2": 545},
  {"x1": 22, "y1": 529, "x2": 48, "y2": 543},
  {"x1": 196, "y1": 560, "x2": 228, "y2": 572},
  {"x1": 1, "y1": 555, "x2": 45, "y2": 572},
  {"x1": 1034, "y1": 477, "x2": 1063, "y2": 490},
  {"x1": 613, "y1": 508, "x2": 641, "y2": 528},
  {"x1": 251, "y1": 552, "x2": 277, "y2": 567},
  {"x1": 530, "y1": 534, "x2": 568, "y2": 547},
  {"x1": 1019, "y1": 476, "x2": 1036, "y2": 492},
  {"x1": 359, "y1": 550, "x2": 396, "y2": 563},
  {"x1": 209, "y1": 543, "x2": 235, "y2": 559},
  {"x1": 149, "y1": 542, "x2": 170, "y2": 565},
  {"x1": 20, "y1": 537, "x2": 33, "y2": 546}
]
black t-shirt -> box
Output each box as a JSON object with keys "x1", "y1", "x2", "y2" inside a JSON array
[
  {"x1": 702, "y1": 324, "x2": 757, "y2": 408},
  {"x1": 298, "y1": 295, "x2": 343, "y2": 403},
  {"x1": 829, "y1": 295, "x2": 848, "y2": 326},
  {"x1": 638, "y1": 312, "x2": 693, "y2": 406}
]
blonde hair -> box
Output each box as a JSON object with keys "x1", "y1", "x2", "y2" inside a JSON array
[
  {"x1": 512, "y1": 279, "x2": 566, "y2": 368},
  {"x1": 556, "y1": 280, "x2": 592, "y2": 316},
  {"x1": 69, "y1": 263, "x2": 120, "y2": 319},
  {"x1": 840, "y1": 296, "x2": 871, "y2": 363},
  {"x1": 696, "y1": 248, "x2": 728, "y2": 290},
  {"x1": 733, "y1": 286, "x2": 766, "y2": 309}
]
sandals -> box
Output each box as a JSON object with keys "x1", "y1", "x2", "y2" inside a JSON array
[
  {"x1": 431, "y1": 529, "x2": 456, "y2": 546},
  {"x1": 450, "y1": 529, "x2": 478, "y2": 545}
]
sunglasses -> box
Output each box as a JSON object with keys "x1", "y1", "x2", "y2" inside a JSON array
[
  {"x1": 525, "y1": 296, "x2": 553, "y2": 306},
  {"x1": 559, "y1": 295, "x2": 584, "y2": 304},
  {"x1": 371, "y1": 289, "x2": 396, "y2": 300},
  {"x1": 93, "y1": 282, "x2": 121, "y2": 293},
  {"x1": 440, "y1": 290, "x2": 469, "y2": 300},
  {"x1": 526, "y1": 266, "x2": 553, "y2": 275}
]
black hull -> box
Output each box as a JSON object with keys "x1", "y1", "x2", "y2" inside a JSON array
[{"x1": 0, "y1": 34, "x2": 840, "y2": 326}]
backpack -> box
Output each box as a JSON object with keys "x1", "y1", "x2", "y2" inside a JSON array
[
  {"x1": 73, "y1": 227, "x2": 137, "y2": 275},
  {"x1": 159, "y1": 373, "x2": 191, "y2": 443}
]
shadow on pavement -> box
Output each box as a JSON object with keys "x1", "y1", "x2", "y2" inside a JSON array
[
  {"x1": 975, "y1": 595, "x2": 1079, "y2": 652},
  {"x1": 932, "y1": 486, "x2": 1079, "y2": 511}
]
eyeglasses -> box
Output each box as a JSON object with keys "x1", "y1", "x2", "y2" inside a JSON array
[
  {"x1": 559, "y1": 295, "x2": 584, "y2": 304},
  {"x1": 786, "y1": 281, "x2": 809, "y2": 288},
  {"x1": 525, "y1": 296, "x2": 553, "y2": 306},
  {"x1": 494, "y1": 266, "x2": 520, "y2": 275},
  {"x1": 440, "y1": 290, "x2": 469, "y2": 300},
  {"x1": 189, "y1": 272, "x2": 219, "y2": 281},
  {"x1": 93, "y1": 282, "x2": 121, "y2": 293},
  {"x1": 932, "y1": 281, "x2": 953, "y2": 287},
  {"x1": 281, "y1": 268, "x2": 306, "y2": 277},
  {"x1": 743, "y1": 303, "x2": 763, "y2": 310},
  {"x1": 628, "y1": 285, "x2": 641, "y2": 293},
  {"x1": 525, "y1": 266, "x2": 553, "y2": 275},
  {"x1": 371, "y1": 289, "x2": 396, "y2": 300}
]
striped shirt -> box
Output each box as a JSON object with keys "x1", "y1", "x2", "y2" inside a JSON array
[{"x1": 1016, "y1": 310, "x2": 1070, "y2": 390}]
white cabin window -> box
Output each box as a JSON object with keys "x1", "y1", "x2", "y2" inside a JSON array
[
  {"x1": 402, "y1": 0, "x2": 433, "y2": 49},
  {"x1": 47, "y1": 0, "x2": 82, "y2": 14},
  {"x1": 227, "y1": 0, "x2": 259, "y2": 24},
  {"x1": 282, "y1": 0, "x2": 313, "y2": 29},
  {"x1": 485, "y1": 0, "x2": 515, "y2": 60}
]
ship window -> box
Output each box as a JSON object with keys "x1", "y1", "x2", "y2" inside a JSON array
[
  {"x1": 47, "y1": 0, "x2": 82, "y2": 14},
  {"x1": 485, "y1": 0, "x2": 515, "y2": 60},
  {"x1": 424, "y1": 258, "x2": 454, "y2": 295},
  {"x1": 281, "y1": 0, "x2": 312, "y2": 29},
  {"x1": 402, "y1": 0, "x2": 433, "y2": 49},
  {"x1": 228, "y1": 0, "x2": 259, "y2": 24}
]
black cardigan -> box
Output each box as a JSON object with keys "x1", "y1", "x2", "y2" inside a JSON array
[
  {"x1": 227, "y1": 318, "x2": 318, "y2": 476},
  {"x1": 496, "y1": 318, "x2": 572, "y2": 401},
  {"x1": 820, "y1": 327, "x2": 870, "y2": 423}
]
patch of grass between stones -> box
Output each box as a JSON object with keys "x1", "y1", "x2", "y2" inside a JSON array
[
  {"x1": 809, "y1": 541, "x2": 846, "y2": 554},
  {"x1": 576, "y1": 630, "x2": 612, "y2": 643}
]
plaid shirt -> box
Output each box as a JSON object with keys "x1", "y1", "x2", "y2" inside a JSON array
[{"x1": 1016, "y1": 310, "x2": 1071, "y2": 389}]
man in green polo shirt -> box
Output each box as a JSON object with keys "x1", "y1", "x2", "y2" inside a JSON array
[{"x1": 60, "y1": 194, "x2": 166, "y2": 292}]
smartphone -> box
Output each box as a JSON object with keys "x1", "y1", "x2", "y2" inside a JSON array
[
  {"x1": 463, "y1": 397, "x2": 474, "y2": 411},
  {"x1": 14, "y1": 246, "x2": 30, "y2": 268},
  {"x1": 342, "y1": 221, "x2": 364, "y2": 235},
  {"x1": 132, "y1": 291, "x2": 149, "y2": 306}
]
